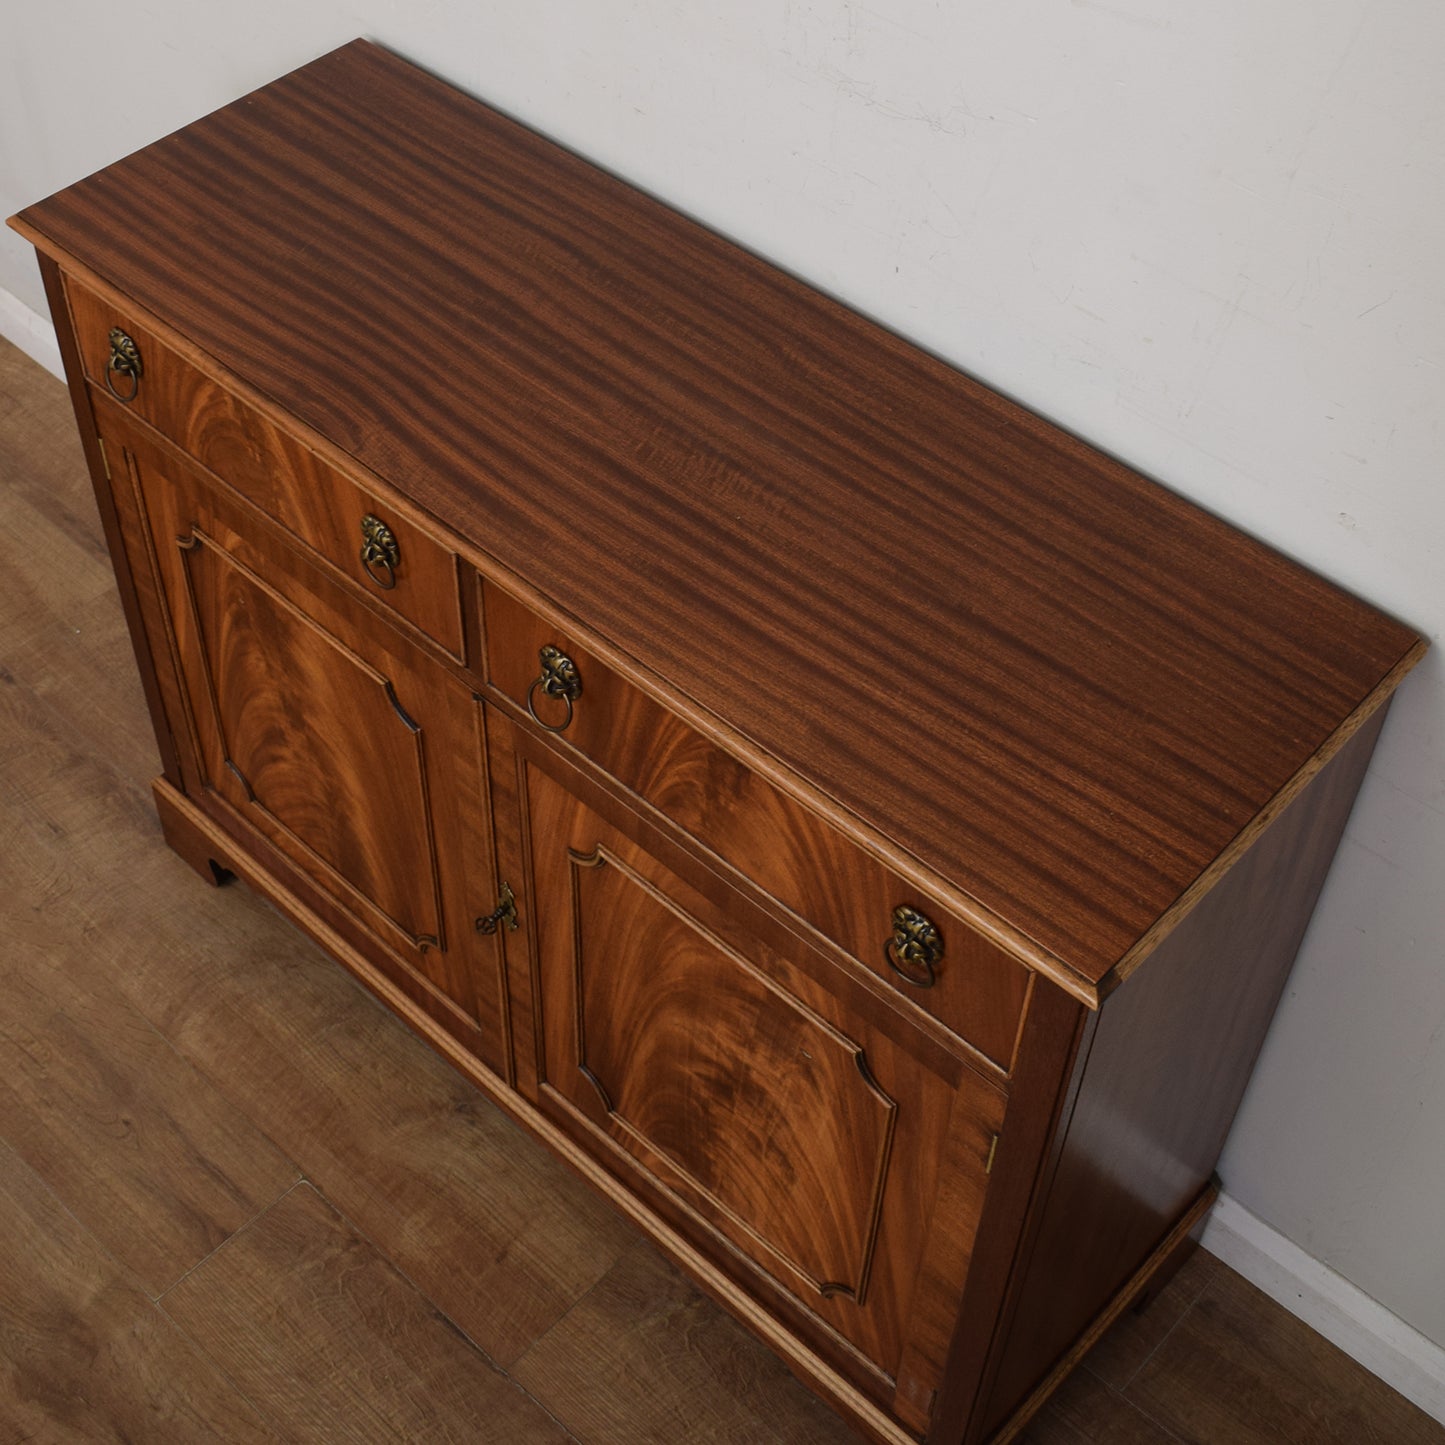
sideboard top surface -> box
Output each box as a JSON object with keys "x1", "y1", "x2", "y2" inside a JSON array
[{"x1": 12, "y1": 39, "x2": 1421, "y2": 990}]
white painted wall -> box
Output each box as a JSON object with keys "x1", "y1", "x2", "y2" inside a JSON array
[{"x1": 5, "y1": 0, "x2": 1442, "y2": 1360}]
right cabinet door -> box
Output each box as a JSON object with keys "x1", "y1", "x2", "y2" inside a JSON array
[{"x1": 494, "y1": 720, "x2": 1006, "y2": 1416}]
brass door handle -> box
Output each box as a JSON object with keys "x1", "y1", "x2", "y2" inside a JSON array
[
  {"x1": 526, "y1": 645, "x2": 582, "y2": 733},
  {"x1": 885, "y1": 905, "x2": 941, "y2": 988},
  {"x1": 106, "y1": 328, "x2": 143, "y2": 402},
  {"x1": 360, "y1": 514, "x2": 399, "y2": 589}
]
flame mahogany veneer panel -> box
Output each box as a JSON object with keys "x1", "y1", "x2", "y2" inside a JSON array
[{"x1": 520, "y1": 754, "x2": 1003, "y2": 1386}]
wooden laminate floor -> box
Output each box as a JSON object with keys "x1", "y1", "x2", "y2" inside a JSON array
[{"x1": 1, "y1": 330, "x2": 1440, "y2": 1444}]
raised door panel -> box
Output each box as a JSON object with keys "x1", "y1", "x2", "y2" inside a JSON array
[
  {"x1": 565, "y1": 842, "x2": 898, "y2": 1303},
  {"x1": 178, "y1": 526, "x2": 443, "y2": 952},
  {"x1": 99, "y1": 406, "x2": 509, "y2": 1076},
  {"x1": 501, "y1": 725, "x2": 1005, "y2": 1410}
]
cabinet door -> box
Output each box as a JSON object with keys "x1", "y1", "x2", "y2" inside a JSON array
[
  {"x1": 99, "y1": 407, "x2": 509, "y2": 1077},
  {"x1": 493, "y1": 720, "x2": 1004, "y2": 1415}
]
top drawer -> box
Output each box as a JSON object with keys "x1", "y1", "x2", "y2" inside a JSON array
[
  {"x1": 64, "y1": 275, "x2": 465, "y2": 658},
  {"x1": 482, "y1": 580, "x2": 1032, "y2": 1074}
]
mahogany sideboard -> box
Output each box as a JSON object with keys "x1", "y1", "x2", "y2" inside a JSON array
[{"x1": 10, "y1": 39, "x2": 1425, "y2": 1444}]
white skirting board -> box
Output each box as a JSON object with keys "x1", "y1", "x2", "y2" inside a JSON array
[
  {"x1": 2, "y1": 278, "x2": 1442, "y2": 1427},
  {"x1": 1202, "y1": 1193, "x2": 1445, "y2": 1423},
  {"x1": 0, "y1": 283, "x2": 65, "y2": 379}
]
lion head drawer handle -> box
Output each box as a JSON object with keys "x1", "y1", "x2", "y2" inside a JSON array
[
  {"x1": 886, "y1": 904, "x2": 942, "y2": 988},
  {"x1": 527, "y1": 645, "x2": 583, "y2": 733},
  {"x1": 359, "y1": 514, "x2": 400, "y2": 590},
  {"x1": 105, "y1": 328, "x2": 143, "y2": 403}
]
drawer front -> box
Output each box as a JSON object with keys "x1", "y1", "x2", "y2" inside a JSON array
[
  {"x1": 65, "y1": 274, "x2": 464, "y2": 657},
  {"x1": 484, "y1": 580, "x2": 1031, "y2": 1072}
]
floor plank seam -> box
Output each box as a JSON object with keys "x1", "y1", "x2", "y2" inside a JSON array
[
  {"x1": 294, "y1": 1182, "x2": 593, "y2": 1440},
  {"x1": 0, "y1": 1134, "x2": 280, "y2": 1441},
  {"x1": 154, "y1": 1174, "x2": 309, "y2": 1305},
  {"x1": 1088, "y1": 1264, "x2": 1217, "y2": 1398},
  {"x1": 1082, "y1": 1329, "x2": 1166, "y2": 1397},
  {"x1": 506, "y1": 1237, "x2": 654, "y2": 1383},
  {"x1": 312, "y1": 1182, "x2": 522, "y2": 1371},
  {"x1": 1108, "y1": 1373, "x2": 1194, "y2": 1445},
  {"x1": 507, "y1": 1377, "x2": 589, "y2": 1445}
]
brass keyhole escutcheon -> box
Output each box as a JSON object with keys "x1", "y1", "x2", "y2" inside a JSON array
[
  {"x1": 526, "y1": 644, "x2": 583, "y2": 733},
  {"x1": 476, "y1": 880, "x2": 519, "y2": 935},
  {"x1": 885, "y1": 905, "x2": 942, "y2": 988},
  {"x1": 360, "y1": 514, "x2": 400, "y2": 590},
  {"x1": 106, "y1": 328, "x2": 143, "y2": 403}
]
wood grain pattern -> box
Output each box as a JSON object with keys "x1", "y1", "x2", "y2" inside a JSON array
[
  {"x1": 1014, "y1": 1370, "x2": 1177, "y2": 1445},
  {"x1": 1125, "y1": 1266, "x2": 1445, "y2": 1444},
  {"x1": 485, "y1": 577, "x2": 1032, "y2": 1066},
  {"x1": 152, "y1": 776, "x2": 913, "y2": 1441},
  {"x1": 101, "y1": 405, "x2": 511, "y2": 1070},
  {"x1": 0, "y1": 1136, "x2": 274, "y2": 1442},
  {"x1": 566, "y1": 840, "x2": 900, "y2": 1305},
  {"x1": 0, "y1": 936, "x2": 297, "y2": 1298},
  {"x1": 135, "y1": 782, "x2": 640, "y2": 1371},
  {"x1": 161, "y1": 1183, "x2": 571, "y2": 1442},
  {"x1": 978, "y1": 704, "x2": 1393, "y2": 1437},
  {"x1": 11, "y1": 38, "x2": 1423, "y2": 985},
  {"x1": 513, "y1": 1240, "x2": 870, "y2": 1445},
  {"x1": 990, "y1": 1183, "x2": 1217, "y2": 1444},
  {"x1": 180, "y1": 524, "x2": 447, "y2": 948},
  {"x1": 513, "y1": 731, "x2": 1004, "y2": 1393},
  {"x1": 65, "y1": 273, "x2": 466, "y2": 657},
  {"x1": 1080, "y1": 1246, "x2": 1223, "y2": 1392}
]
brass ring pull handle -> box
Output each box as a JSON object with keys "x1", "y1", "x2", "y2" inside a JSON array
[
  {"x1": 359, "y1": 514, "x2": 400, "y2": 590},
  {"x1": 526, "y1": 644, "x2": 583, "y2": 733},
  {"x1": 885, "y1": 905, "x2": 942, "y2": 988},
  {"x1": 106, "y1": 328, "x2": 143, "y2": 403}
]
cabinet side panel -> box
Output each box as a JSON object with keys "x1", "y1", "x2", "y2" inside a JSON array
[{"x1": 978, "y1": 703, "x2": 1389, "y2": 1435}]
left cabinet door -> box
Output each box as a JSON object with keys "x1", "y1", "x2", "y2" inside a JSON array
[{"x1": 97, "y1": 403, "x2": 511, "y2": 1079}]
